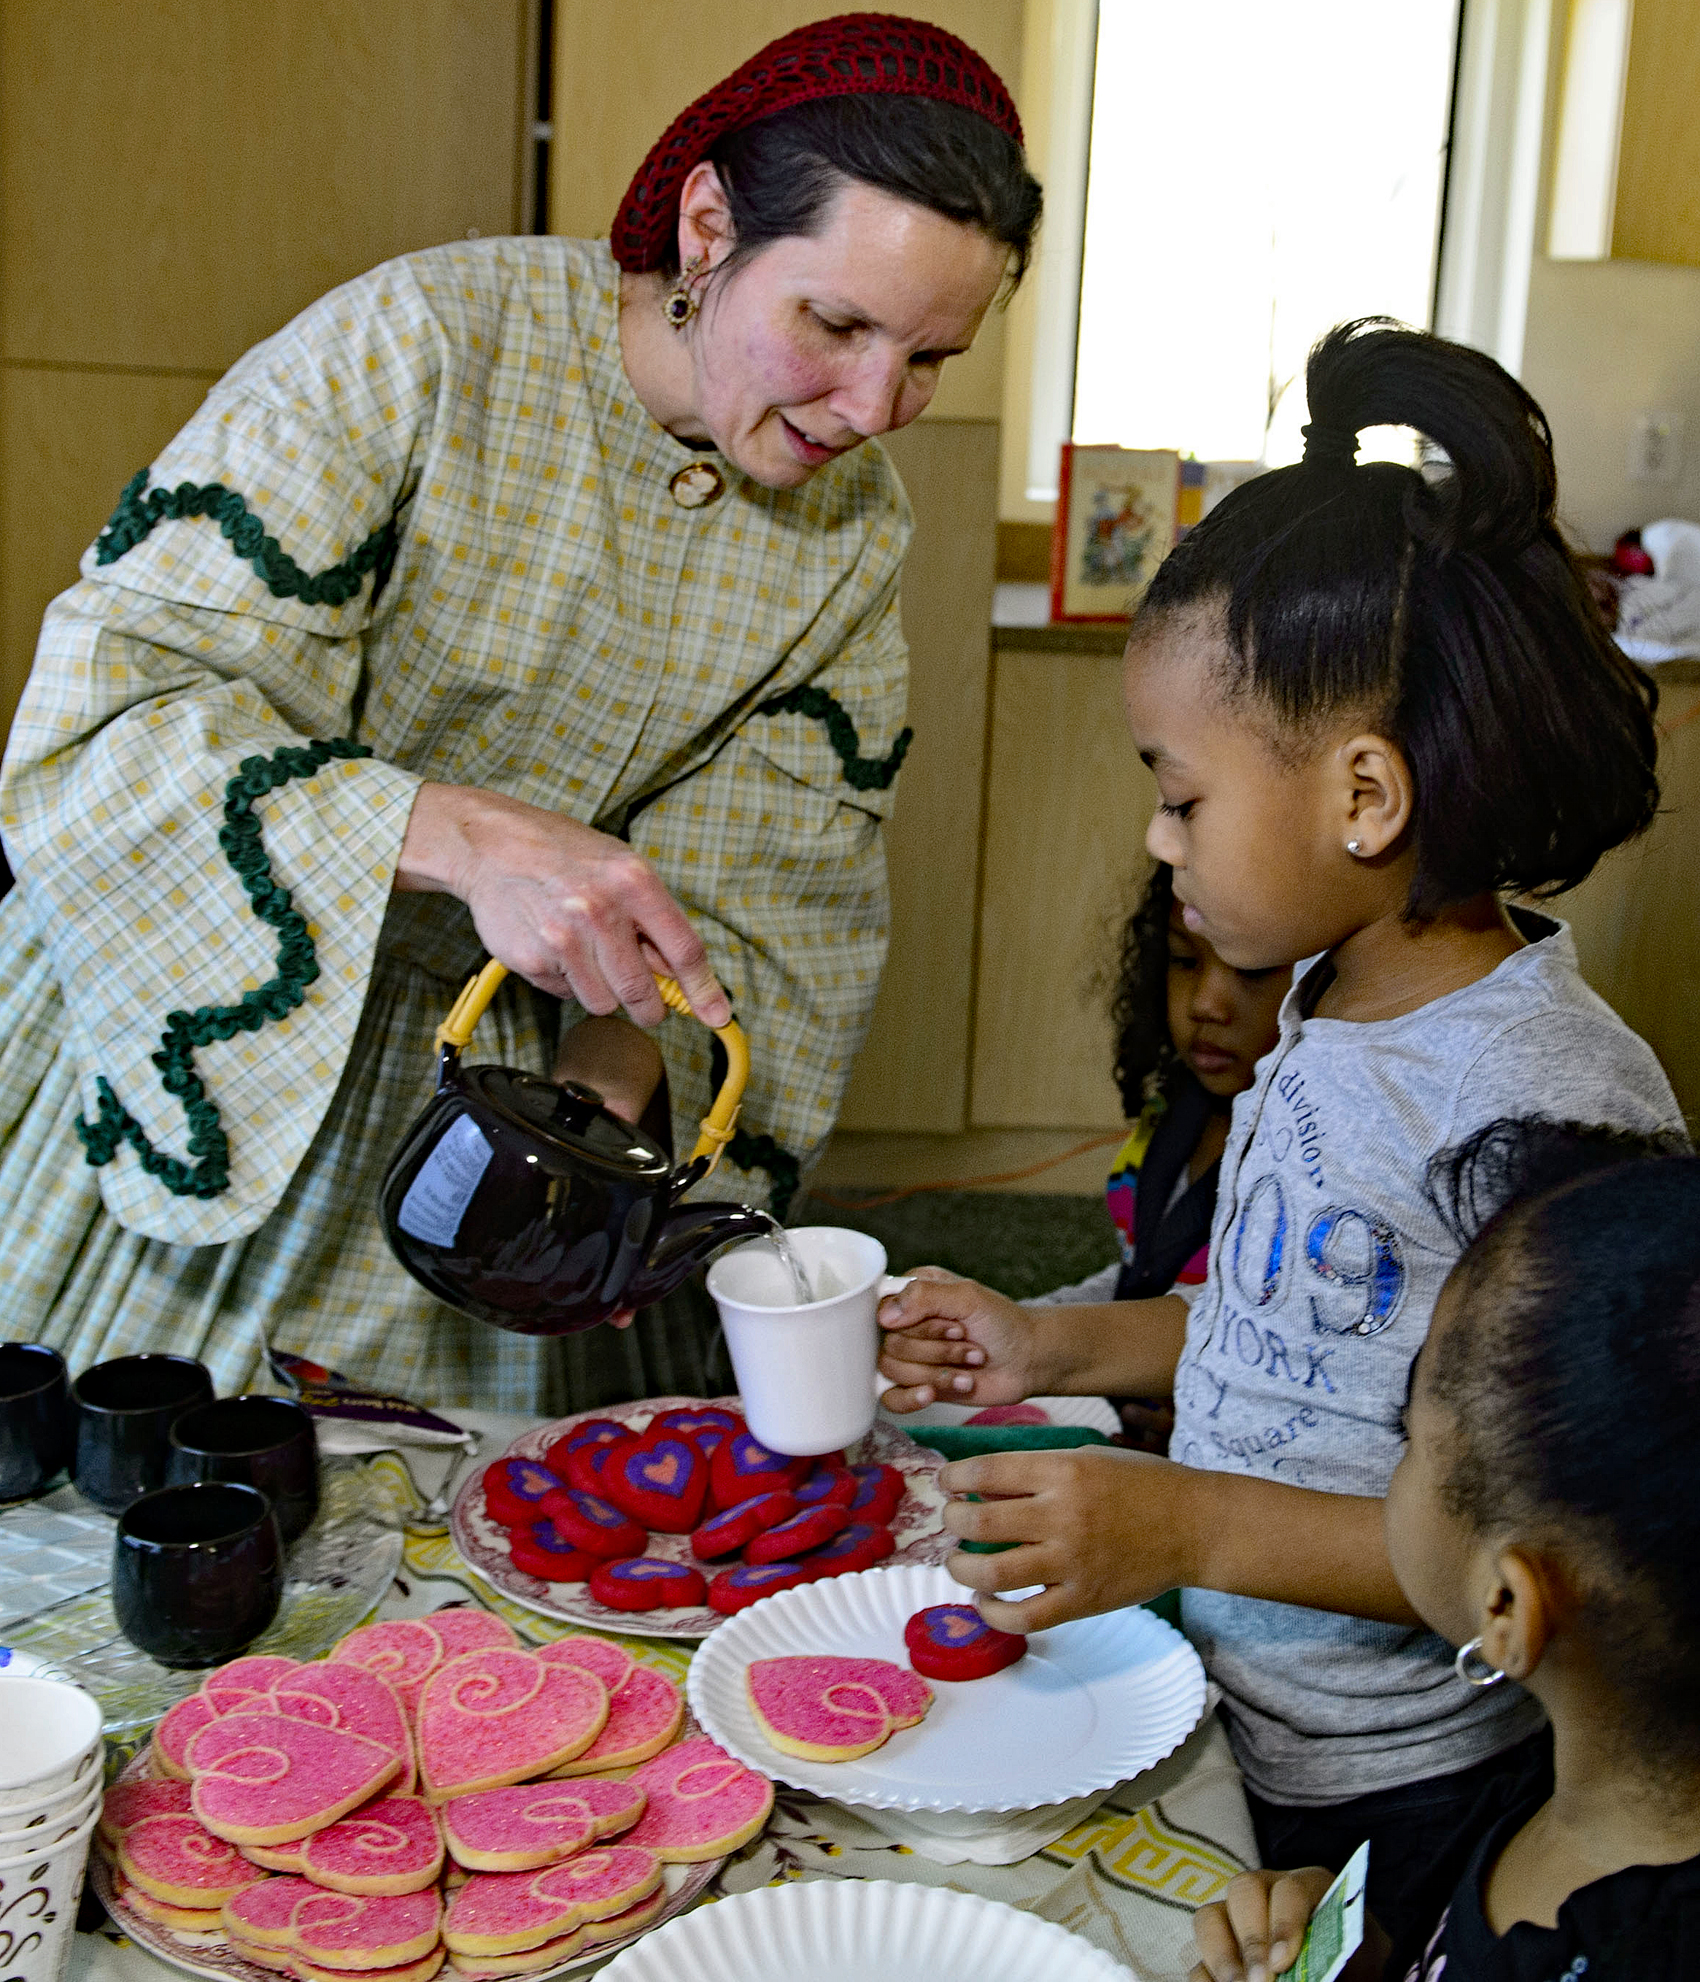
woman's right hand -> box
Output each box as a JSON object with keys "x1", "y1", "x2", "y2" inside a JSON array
[
  {"x1": 396, "y1": 783, "x2": 729, "y2": 1029},
  {"x1": 1189, "y1": 1868, "x2": 1336, "y2": 1982}
]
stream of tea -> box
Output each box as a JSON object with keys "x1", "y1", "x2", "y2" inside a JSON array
[{"x1": 755, "y1": 1217, "x2": 817, "y2": 1305}]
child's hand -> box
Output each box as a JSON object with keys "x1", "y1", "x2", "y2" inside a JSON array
[
  {"x1": 940, "y1": 1445, "x2": 1199, "y2": 1631},
  {"x1": 876, "y1": 1269, "x2": 1048, "y2": 1412},
  {"x1": 1189, "y1": 1867, "x2": 1335, "y2": 1982}
]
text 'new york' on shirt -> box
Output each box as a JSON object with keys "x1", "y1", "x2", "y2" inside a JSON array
[{"x1": 1170, "y1": 912, "x2": 1685, "y2": 1807}]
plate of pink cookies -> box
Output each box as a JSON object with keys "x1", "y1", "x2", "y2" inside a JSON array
[
  {"x1": 91, "y1": 1606, "x2": 776, "y2": 1982},
  {"x1": 450, "y1": 1397, "x2": 955, "y2": 1640}
]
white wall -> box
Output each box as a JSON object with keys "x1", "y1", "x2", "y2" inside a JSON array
[{"x1": 1520, "y1": 254, "x2": 1700, "y2": 551}]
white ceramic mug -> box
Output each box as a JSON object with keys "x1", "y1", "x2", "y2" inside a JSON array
[
  {"x1": 0, "y1": 1680, "x2": 102, "y2": 1824},
  {"x1": 705, "y1": 1226, "x2": 908, "y2": 1457},
  {"x1": 0, "y1": 1803, "x2": 100, "y2": 1982}
]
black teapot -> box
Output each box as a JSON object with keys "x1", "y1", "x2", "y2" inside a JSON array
[{"x1": 379, "y1": 962, "x2": 774, "y2": 1335}]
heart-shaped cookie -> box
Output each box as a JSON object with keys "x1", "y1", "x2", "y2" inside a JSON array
[
  {"x1": 268, "y1": 1662, "x2": 414, "y2": 1792},
  {"x1": 430, "y1": 1610, "x2": 517, "y2": 1659},
  {"x1": 708, "y1": 1432, "x2": 809, "y2": 1510},
  {"x1": 417, "y1": 1649, "x2": 608, "y2": 1799},
  {"x1": 650, "y1": 1406, "x2": 743, "y2": 1460},
  {"x1": 330, "y1": 1620, "x2": 447, "y2": 1716},
  {"x1": 481, "y1": 1459, "x2": 569, "y2": 1532},
  {"x1": 294, "y1": 1947, "x2": 447, "y2": 1982},
  {"x1": 587, "y1": 1556, "x2": 707, "y2": 1612},
  {"x1": 187, "y1": 1711, "x2": 403, "y2": 1845},
  {"x1": 792, "y1": 1464, "x2": 856, "y2": 1509},
  {"x1": 600, "y1": 1433, "x2": 707, "y2": 1533},
  {"x1": 201, "y1": 1656, "x2": 301, "y2": 1716},
  {"x1": 441, "y1": 1777, "x2": 644, "y2": 1872},
  {"x1": 623, "y1": 1737, "x2": 773, "y2": 1860},
  {"x1": 300, "y1": 1794, "x2": 445, "y2": 1895},
  {"x1": 290, "y1": 1884, "x2": 443, "y2": 1970},
  {"x1": 241, "y1": 1837, "x2": 307, "y2": 1874},
  {"x1": 847, "y1": 1463, "x2": 906, "y2": 1524},
  {"x1": 904, "y1": 1602, "x2": 1028, "y2": 1680},
  {"x1": 746, "y1": 1656, "x2": 933, "y2": 1762},
  {"x1": 442, "y1": 1848, "x2": 661, "y2": 1955},
  {"x1": 224, "y1": 1874, "x2": 318, "y2": 1947},
  {"x1": 444, "y1": 1929, "x2": 584, "y2": 1978},
  {"x1": 578, "y1": 1883, "x2": 668, "y2": 1949},
  {"x1": 119, "y1": 1872, "x2": 226, "y2": 1937},
  {"x1": 99, "y1": 1776, "x2": 192, "y2": 1848},
  {"x1": 540, "y1": 1489, "x2": 647, "y2": 1559},
  {"x1": 549, "y1": 1663, "x2": 682, "y2": 1774},
  {"x1": 705, "y1": 1559, "x2": 817, "y2": 1614},
  {"x1": 744, "y1": 1502, "x2": 850, "y2": 1564},
  {"x1": 544, "y1": 1419, "x2": 635, "y2": 1486},
  {"x1": 119, "y1": 1811, "x2": 272, "y2": 1907},
  {"x1": 507, "y1": 1521, "x2": 598, "y2": 1584},
  {"x1": 690, "y1": 1489, "x2": 798, "y2": 1560},
  {"x1": 796, "y1": 1520, "x2": 894, "y2": 1575},
  {"x1": 534, "y1": 1636, "x2": 633, "y2": 1695},
  {"x1": 153, "y1": 1693, "x2": 222, "y2": 1781}
]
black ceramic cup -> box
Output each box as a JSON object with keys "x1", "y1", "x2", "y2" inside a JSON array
[
  {"x1": 112, "y1": 1480, "x2": 283, "y2": 1667},
  {"x1": 166, "y1": 1394, "x2": 319, "y2": 1542},
  {"x1": 0, "y1": 1343, "x2": 74, "y2": 1500},
  {"x1": 72, "y1": 1354, "x2": 214, "y2": 1515}
]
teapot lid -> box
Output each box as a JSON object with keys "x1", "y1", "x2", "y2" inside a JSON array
[{"x1": 464, "y1": 1066, "x2": 672, "y2": 1179}]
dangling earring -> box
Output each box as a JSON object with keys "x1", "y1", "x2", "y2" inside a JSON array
[
  {"x1": 1346, "y1": 840, "x2": 1362, "y2": 856},
  {"x1": 661, "y1": 257, "x2": 704, "y2": 330},
  {"x1": 1453, "y1": 1636, "x2": 1506, "y2": 1688}
]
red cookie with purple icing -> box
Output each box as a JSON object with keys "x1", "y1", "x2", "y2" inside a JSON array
[
  {"x1": 796, "y1": 1520, "x2": 894, "y2": 1576},
  {"x1": 705, "y1": 1559, "x2": 817, "y2": 1614},
  {"x1": 846, "y1": 1463, "x2": 905, "y2": 1524},
  {"x1": 744, "y1": 1503, "x2": 851, "y2": 1564},
  {"x1": 587, "y1": 1556, "x2": 708, "y2": 1611},
  {"x1": 507, "y1": 1521, "x2": 599, "y2": 1583},
  {"x1": 598, "y1": 1431, "x2": 707, "y2": 1534},
  {"x1": 649, "y1": 1406, "x2": 743, "y2": 1460},
  {"x1": 904, "y1": 1603, "x2": 1028, "y2": 1680},
  {"x1": 543, "y1": 1421, "x2": 636, "y2": 1496},
  {"x1": 708, "y1": 1431, "x2": 810, "y2": 1510},
  {"x1": 481, "y1": 1459, "x2": 569, "y2": 1532},
  {"x1": 689, "y1": 1489, "x2": 798, "y2": 1560},
  {"x1": 541, "y1": 1489, "x2": 647, "y2": 1559},
  {"x1": 793, "y1": 1463, "x2": 856, "y2": 1509}
]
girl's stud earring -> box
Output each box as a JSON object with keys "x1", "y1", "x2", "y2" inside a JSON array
[
  {"x1": 1346, "y1": 839, "x2": 1362, "y2": 855},
  {"x1": 1453, "y1": 1636, "x2": 1506, "y2": 1688},
  {"x1": 661, "y1": 257, "x2": 704, "y2": 330}
]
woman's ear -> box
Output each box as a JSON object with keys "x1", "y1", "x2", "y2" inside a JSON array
[
  {"x1": 1336, "y1": 731, "x2": 1414, "y2": 860},
  {"x1": 675, "y1": 159, "x2": 736, "y2": 271},
  {"x1": 1478, "y1": 1546, "x2": 1559, "y2": 1683}
]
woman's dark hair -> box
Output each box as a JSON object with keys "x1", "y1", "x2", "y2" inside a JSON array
[
  {"x1": 1424, "y1": 1116, "x2": 1700, "y2": 1761},
  {"x1": 1109, "y1": 863, "x2": 1178, "y2": 1117},
  {"x1": 668, "y1": 94, "x2": 1042, "y2": 284},
  {"x1": 1136, "y1": 319, "x2": 1661, "y2": 919}
]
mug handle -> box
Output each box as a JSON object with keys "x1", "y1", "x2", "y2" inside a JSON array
[{"x1": 873, "y1": 1275, "x2": 911, "y2": 1401}]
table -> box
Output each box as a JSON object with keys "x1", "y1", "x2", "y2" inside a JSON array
[{"x1": 68, "y1": 1411, "x2": 1258, "y2": 1982}]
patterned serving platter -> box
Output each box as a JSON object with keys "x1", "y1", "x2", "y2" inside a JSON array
[{"x1": 450, "y1": 1396, "x2": 954, "y2": 1640}]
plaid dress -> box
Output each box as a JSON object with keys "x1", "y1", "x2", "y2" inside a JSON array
[{"x1": 0, "y1": 237, "x2": 911, "y2": 1410}]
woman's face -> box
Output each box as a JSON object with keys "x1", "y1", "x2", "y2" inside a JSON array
[
  {"x1": 684, "y1": 176, "x2": 1007, "y2": 489},
  {"x1": 1164, "y1": 899, "x2": 1287, "y2": 1099}
]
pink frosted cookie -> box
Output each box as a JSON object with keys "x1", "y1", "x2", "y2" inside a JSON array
[
  {"x1": 225, "y1": 1874, "x2": 320, "y2": 1948},
  {"x1": 507, "y1": 1522, "x2": 599, "y2": 1584},
  {"x1": 964, "y1": 1403, "x2": 1051, "y2": 1426},
  {"x1": 744, "y1": 1503, "x2": 851, "y2": 1564},
  {"x1": 442, "y1": 1848, "x2": 661, "y2": 1955},
  {"x1": 587, "y1": 1556, "x2": 707, "y2": 1612},
  {"x1": 331, "y1": 1621, "x2": 447, "y2": 1716},
  {"x1": 598, "y1": 1432, "x2": 707, "y2": 1534},
  {"x1": 746, "y1": 1656, "x2": 932, "y2": 1763},
  {"x1": 904, "y1": 1603, "x2": 1028, "y2": 1681},
  {"x1": 795, "y1": 1521, "x2": 894, "y2": 1576},
  {"x1": 579, "y1": 1883, "x2": 667, "y2": 1947},
  {"x1": 650, "y1": 1406, "x2": 743, "y2": 1460},
  {"x1": 706, "y1": 1559, "x2": 817, "y2": 1614},
  {"x1": 689, "y1": 1490, "x2": 798, "y2": 1560},
  {"x1": 153, "y1": 1693, "x2": 222, "y2": 1782},
  {"x1": 429, "y1": 1610, "x2": 516, "y2": 1659},
  {"x1": 119, "y1": 1811, "x2": 272, "y2": 1907},
  {"x1": 124, "y1": 1881, "x2": 227, "y2": 1935},
  {"x1": 290, "y1": 1886, "x2": 443, "y2": 1971},
  {"x1": 534, "y1": 1635, "x2": 633, "y2": 1695},
  {"x1": 187, "y1": 1711, "x2": 402, "y2": 1846},
  {"x1": 232, "y1": 1939, "x2": 299, "y2": 1973},
  {"x1": 292, "y1": 1949, "x2": 446, "y2": 1982},
  {"x1": 300, "y1": 1795, "x2": 445, "y2": 1896},
  {"x1": 446, "y1": 1932, "x2": 585, "y2": 1978},
  {"x1": 270, "y1": 1663, "x2": 415, "y2": 1792},
  {"x1": 623, "y1": 1737, "x2": 773, "y2": 1861},
  {"x1": 550, "y1": 1664, "x2": 682, "y2": 1774},
  {"x1": 441, "y1": 1778, "x2": 644, "y2": 1872},
  {"x1": 417, "y1": 1649, "x2": 607, "y2": 1799},
  {"x1": 202, "y1": 1656, "x2": 302, "y2": 1716},
  {"x1": 847, "y1": 1463, "x2": 905, "y2": 1524},
  {"x1": 99, "y1": 1776, "x2": 192, "y2": 1848},
  {"x1": 708, "y1": 1432, "x2": 809, "y2": 1511},
  {"x1": 243, "y1": 1839, "x2": 308, "y2": 1874},
  {"x1": 792, "y1": 1464, "x2": 856, "y2": 1510}
]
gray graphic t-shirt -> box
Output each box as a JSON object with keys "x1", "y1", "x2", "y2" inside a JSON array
[{"x1": 1172, "y1": 915, "x2": 1684, "y2": 1806}]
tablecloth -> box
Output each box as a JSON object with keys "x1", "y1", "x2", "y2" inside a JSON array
[{"x1": 69, "y1": 1410, "x2": 1258, "y2": 1982}]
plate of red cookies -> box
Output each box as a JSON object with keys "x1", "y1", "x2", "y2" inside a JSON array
[
  {"x1": 449, "y1": 1397, "x2": 955, "y2": 1641},
  {"x1": 90, "y1": 1605, "x2": 775, "y2": 1982}
]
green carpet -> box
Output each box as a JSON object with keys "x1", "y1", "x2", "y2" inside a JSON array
[{"x1": 787, "y1": 1189, "x2": 1120, "y2": 1300}]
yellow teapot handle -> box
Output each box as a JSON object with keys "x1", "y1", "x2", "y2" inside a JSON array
[{"x1": 434, "y1": 961, "x2": 748, "y2": 1179}]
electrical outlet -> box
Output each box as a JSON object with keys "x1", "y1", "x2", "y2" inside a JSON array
[{"x1": 1628, "y1": 410, "x2": 1685, "y2": 484}]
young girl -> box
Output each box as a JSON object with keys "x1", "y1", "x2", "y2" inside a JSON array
[
  {"x1": 1035, "y1": 863, "x2": 1287, "y2": 1450},
  {"x1": 879, "y1": 319, "x2": 1686, "y2": 1946},
  {"x1": 1190, "y1": 1118, "x2": 1700, "y2": 1982}
]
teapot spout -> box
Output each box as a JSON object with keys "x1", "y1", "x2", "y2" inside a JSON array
[{"x1": 621, "y1": 1202, "x2": 776, "y2": 1309}]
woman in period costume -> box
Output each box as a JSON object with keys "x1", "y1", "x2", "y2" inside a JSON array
[{"x1": 0, "y1": 16, "x2": 1041, "y2": 1410}]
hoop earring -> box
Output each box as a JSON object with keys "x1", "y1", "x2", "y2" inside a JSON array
[
  {"x1": 1346, "y1": 839, "x2": 1362, "y2": 856},
  {"x1": 1454, "y1": 1637, "x2": 1505, "y2": 1688},
  {"x1": 661, "y1": 257, "x2": 704, "y2": 330}
]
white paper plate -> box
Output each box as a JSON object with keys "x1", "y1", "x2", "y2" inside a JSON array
[
  {"x1": 878, "y1": 1394, "x2": 1121, "y2": 1436},
  {"x1": 598, "y1": 1878, "x2": 1131, "y2": 1981},
  {"x1": 688, "y1": 1562, "x2": 1205, "y2": 1815}
]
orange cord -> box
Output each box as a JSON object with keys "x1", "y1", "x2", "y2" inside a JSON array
[
  {"x1": 1657, "y1": 694, "x2": 1700, "y2": 742},
  {"x1": 809, "y1": 1130, "x2": 1127, "y2": 1212}
]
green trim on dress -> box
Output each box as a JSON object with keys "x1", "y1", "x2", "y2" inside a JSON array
[{"x1": 756, "y1": 683, "x2": 913, "y2": 792}]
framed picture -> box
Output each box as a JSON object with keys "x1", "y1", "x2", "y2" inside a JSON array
[{"x1": 1050, "y1": 444, "x2": 1180, "y2": 622}]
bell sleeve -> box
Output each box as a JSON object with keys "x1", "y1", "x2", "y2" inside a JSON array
[
  {"x1": 629, "y1": 533, "x2": 912, "y2": 1215},
  {"x1": 0, "y1": 310, "x2": 431, "y2": 1246}
]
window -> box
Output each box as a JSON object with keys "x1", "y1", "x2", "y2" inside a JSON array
[{"x1": 1071, "y1": 0, "x2": 1461, "y2": 467}]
